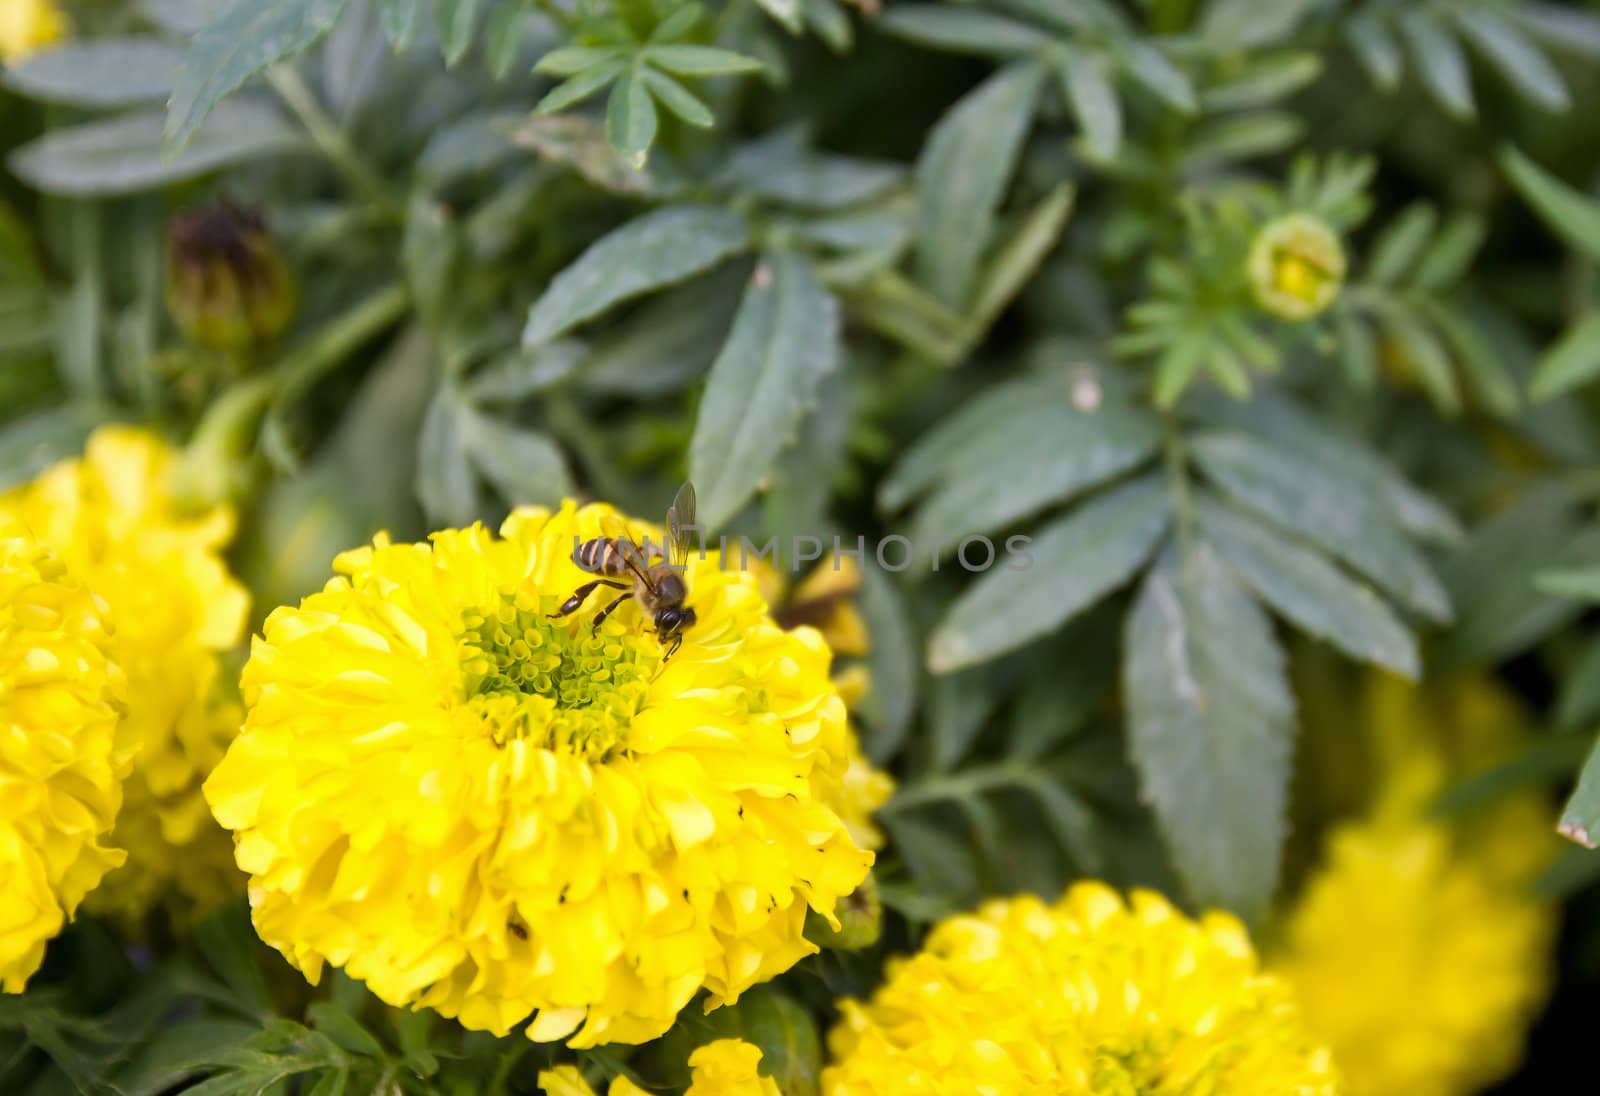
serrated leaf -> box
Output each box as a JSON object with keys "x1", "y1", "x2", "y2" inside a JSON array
[
  {"x1": 1124, "y1": 541, "x2": 1293, "y2": 918},
  {"x1": 928, "y1": 474, "x2": 1170, "y2": 673},
  {"x1": 646, "y1": 44, "x2": 765, "y2": 76},
  {"x1": 1501, "y1": 145, "x2": 1600, "y2": 263},
  {"x1": 904, "y1": 398, "x2": 1160, "y2": 564},
  {"x1": 1345, "y1": 14, "x2": 1403, "y2": 90},
  {"x1": 165, "y1": 0, "x2": 350, "y2": 154},
  {"x1": 523, "y1": 206, "x2": 750, "y2": 348},
  {"x1": 463, "y1": 415, "x2": 572, "y2": 507},
  {"x1": 642, "y1": 67, "x2": 714, "y2": 128},
  {"x1": 607, "y1": 65, "x2": 658, "y2": 167},
  {"x1": 1117, "y1": 40, "x2": 1196, "y2": 113},
  {"x1": 436, "y1": 0, "x2": 485, "y2": 67},
  {"x1": 880, "y1": 5, "x2": 1051, "y2": 58},
  {"x1": 3, "y1": 37, "x2": 181, "y2": 108},
  {"x1": 1400, "y1": 10, "x2": 1475, "y2": 119},
  {"x1": 689, "y1": 252, "x2": 840, "y2": 530},
  {"x1": 1057, "y1": 48, "x2": 1121, "y2": 162},
  {"x1": 915, "y1": 62, "x2": 1044, "y2": 308},
  {"x1": 1196, "y1": 494, "x2": 1418, "y2": 676},
  {"x1": 1454, "y1": 7, "x2": 1568, "y2": 111},
  {"x1": 379, "y1": 0, "x2": 421, "y2": 49},
  {"x1": 12, "y1": 100, "x2": 303, "y2": 197},
  {"x1": 417, "y1": 386, "x2": 481, "y2": 525},
  {"x1": 1191, "y1": 431, "x2": 1452, "y2": 622}
]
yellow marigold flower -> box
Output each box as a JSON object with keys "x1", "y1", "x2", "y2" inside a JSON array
[
  {"x1": 1, "y1": 426, "x2": 250, "y2": 929},
  {"x1": 539, "y1": 1039, "x2": 779, "y2": 1096},
  {"x1": 0, "y1": 534, "x2": 128, "y2": 992},
  {"x1": 0, "y1": 0, "x2": 66, "y2": 63},
  {"x1": 206, "y1": 501, "x2": 874, "y2": 1047},
  {"x1": 822, "y1": 882, "x2": 1338, "y2": 1095},
  {"x1": 1249, "y1": 213, "x2": 1346, "y2": 321},
  {"x1": 1275, "y1": 814, "x2": 1553, "y2": 1096}
]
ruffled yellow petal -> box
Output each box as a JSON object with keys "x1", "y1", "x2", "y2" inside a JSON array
[
  {"x1": 208, "y1": 501, "x2": 874, "y2": 1047},
  {"x1": 823, "y1": 881, "x2": 1338, "y2": 1095},
  {"x1": 0, "y1": 533, "x2": 127, "y2": 992}
]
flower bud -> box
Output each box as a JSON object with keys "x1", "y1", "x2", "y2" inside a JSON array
[
  {"x1": 166, "y1": 201, "x2": 297, "y2": 354},
  {"x1": 1248, "y1": 213, "x2": 1346, "y2": 322}
]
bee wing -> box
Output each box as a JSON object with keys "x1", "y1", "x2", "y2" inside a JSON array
[
  {"x1": 666, "y1": 481, "x2": 697, "y2": 573},
  {"x1": 599, "y1": 509, "x2": 659, "y2": 593}
]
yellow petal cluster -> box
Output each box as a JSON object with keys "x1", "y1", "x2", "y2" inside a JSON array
[
  {"x1": 1248, "y1": 212, "x2": 1346, "y2": 322},
  {"x1": 1275, "y1": 672, "x2": 1558, "y2": 1096},
  {"x1": 0, "y1": 534, "x2": 127, "y2": 992},
  {"x1": 1, "y1": 426, "x2": 250, "y2": 929},
  {"x1": 539, "y1": 1038, "x2": 780, "y2": 1096},
  {"x1": 205, "y1": 501, "x2": 874, "y2": 1047},
  {"x1": 0, "y1": 0, "x2": 66, "y2": 62},
  {"x1": 822, "y1": 881, "x2": 1338, "y2": 1095}
]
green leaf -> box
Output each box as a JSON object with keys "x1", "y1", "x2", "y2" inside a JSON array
[
  {"x1": 436, "y1": 0, "x2": 485, "y2": 67},
  {"x1": 1196, "y1": 494, "x2": 1418, "y2": 677},
  {"x1": 13, "y1": 101, "x2": 303, "y2": 197},
  {"x1": 1181, "y1": 112, "x2": 1303, "y2": 170},
  {"x1": 903, "y1": 398, "x2": 1160, "y2": 565},
  {"x1": 1561, "y1": 736, "x2": 1600, "y2": 848},
  {"x1": 1559, "y1": 635, "x2": 1600, "y2": 729},
  {"x1": 468, "y1": 339, "x2": 587, "y2": 402},
  {"x1": 165, "y1": 0, "x2": 350, "y2": 154},
  {"x1": 523, "y1": 205, "x2": 750, "y2": 348},
  {"x1": 914, "y1": 62, "x2": 1044, "y2": 308},
  {"x1": 1057, "y1": 49, "x2": 1121, "y2": 162},
  {"x1": 1199, "y1": 0, "x2": 1316, "y2": 47},
  {"x1": 484, "y1": 2, "x2": 530, "y2": 79},
  {"x1": 1535, "y1": 566, "x2": 1600, "y2": 602},
  {"x1": 1365, "y1": 203, "x2": 1437, "y2": 285},
  {"x1": 754, "y1": 0, "x2": 803, "y2": 34},
  {"x1": 0, "y1": 407, "x2": 103, "y2": 492},
  {"x1": 194, "y1": 903, "x2": 274, "y2": 1016},
  {"x1": 379, "y1": 0, "x2": 421, "y2": 49},
  {"x1": 689, "y1": 252, "x2": 840, "y2": 531},
  {"x1": 1199, "y1": 52, "x2": 1322, "y2": 112},
  {"x1": 402, "y1": 193, "x2": 460, "y2": 331},
  {"x1": 966, "y1": 183, "x2": 1074, "y2": 336},
  {"x1": 1191, "y1": 431, "x2": 1452, "y2": 622},
  {"x1": 579, "y1": 266, "x2": 745, "y2": 396},
  {"x1": 928, "y1": 474, "x2": 1171, "y2": 673},
  {"x1": 646, "y1": 44, "x2": 764, "y2": 76},
  {"x1": 463, "y1": 414, "x2": 573, "y2": 507},
  {"x1": 607, "y1": 65, "x2": 659, "y2": 168},
  {"x1": 879, "y1": 5, "x2": 1052, "y2": 58},
  {"x1": 1516, "y1": 3, "x2": 1600, "y2": 58},
  {"x1": 1418, "y1": 299, "x2": 1519, "y2": 417},
  {"x1": 1374, "y1": 300, "x2": 1462, "y2": 415},
  {"x1": 660, "y1": 989, "x2": 820, "y2": 1096},
  {"x1": 1453, "y1": 8, "x2": 1568, "y2": 111},
  {"x1": 417, "y1": 385, "x2": 482, "y2": 526},
  {"x1": 1345, "y1": 14, "x2": 1403, "y2": 90},
  {"x1": 1531, "y1": 312, "x2": 1600, "y2": 401},
  {"x1": 1412, "y1": 213, "x2": 1486, "y2": 290},
  {"x1": 536, "y1": 59, "x2": 628, "y2": 114},
  {"x1": 930, "y1": 667, "x2": 1003, "y2": 770},
  {"x1": 642, "y1": 68, "x2": 714, "y2": 128},
  {"x1": 1124, "y1": 541, "x2": 1293, "y2": 918},
  {"x1": 718, "y1": 132, "x2": 904, "y2": 210},
  {"x1": 3, "y1": 37, "x2": 181, "y2": 108},
  {"x1": 1117, "y1": 40, "x2": 1196, "y2": 114},
  {"x1": 858, "y1": 565, "x2": 919, "y2": 762},
  {"x1": 1501, "y1": 145, "x2": 1600, "y2": 262},
  {"x1": 1400, "y1": 10, "x2": 1475, "y2": 119},
  {"x1": 536, "y1": 46, "x2": 626, "y2": 76}
]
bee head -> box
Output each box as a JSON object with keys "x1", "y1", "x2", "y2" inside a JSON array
[{"x1": 656, "y1": 606, "x2": 696, "y2": 638}]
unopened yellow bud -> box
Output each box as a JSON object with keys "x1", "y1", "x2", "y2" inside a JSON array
[{"x1": 1248, "y1": 213, "x2": 1346, "y2": 322}]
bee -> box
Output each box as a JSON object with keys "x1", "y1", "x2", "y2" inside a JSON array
[{"x1": 550, "y1": 482, "x2": 699, "y2": 661}]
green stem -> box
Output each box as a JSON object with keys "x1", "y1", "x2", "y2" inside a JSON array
[
  {"x1": 881, "y1": 762, "x2": 1039, "y2": 813},
  {"x1": 1162, "y1": 415, "x2": 1196, "y2": 551},
  {"x1": 268, "y1": 66, "x2": 403, "y2": 222},
  {"x1": 265, "y1": 282, "x2": 411, "y2": 413}
]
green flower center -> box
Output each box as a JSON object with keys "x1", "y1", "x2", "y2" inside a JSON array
[{"x1": 457, "y1": 589, "x2": 651, "y2": 758}]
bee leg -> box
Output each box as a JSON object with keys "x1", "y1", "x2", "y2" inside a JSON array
[
  {"x1": 662, "y1": 634, "x2": 683, "y2": 663},
  {"x1": 590, "y1": 592, "x2": 633, "y2": 633},
  {"x1": 550, "y1": 579, "x2": 629, "y2": 619}
]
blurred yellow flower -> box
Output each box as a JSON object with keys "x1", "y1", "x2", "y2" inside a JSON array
[
  {"x1": 206, "y1": 501, "x2": 874, "y2": 1047},
  {"x1": 0, "y1": 534, "x2": 127, "y2": 992},
  {"x1": 1249, "y1": 213, "x2": 1346, "y2": 321},
  {"x1": 539, "y1": 1039, "x2": 778, "y2": 1095},
  {"x1": 822, "y1": 882, "x2": 1338, "y2": 1095},
  {"x1": 1276, "y1": 671, "x2": 1559, "y2": 1096},
  {"x1": 1, "y1": 427, "x2": 250, "y2": 930},
  {"x1": 0, "y1": 0, "x2": 66, "y2": 63}
]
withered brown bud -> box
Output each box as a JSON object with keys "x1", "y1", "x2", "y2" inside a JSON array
[{"x1": 166, "y1": 200, "x2": 297, "y2": 354}]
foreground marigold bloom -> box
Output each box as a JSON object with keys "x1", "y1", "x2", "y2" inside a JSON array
[
  {"x1": 1, "y1": 427, "x2": 250, "y2": 929},
  {"x1": 0, "y1": 0, "x2": 66, "y2": 62},
  {"x1": 823, "y1": 882, "x2": 1338, "y2": 1095},
  {"x1": 206, "y1": 501, "x2": 874, "y2": 1047},
  {"x1": 0, "y1": 535, "x2": 127, "y2": 992},
  {"x1": 539, "y1": 1038, "x2": 780, "y2": 1095}
]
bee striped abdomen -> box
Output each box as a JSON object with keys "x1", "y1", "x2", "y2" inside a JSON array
[{"x1": 574, "y1": 537, "x2": 628, "y2": 576}]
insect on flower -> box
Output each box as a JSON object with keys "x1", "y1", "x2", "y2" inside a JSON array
[{"x1": 552, "y1": 481, "x2": 699, "y2": 661}]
